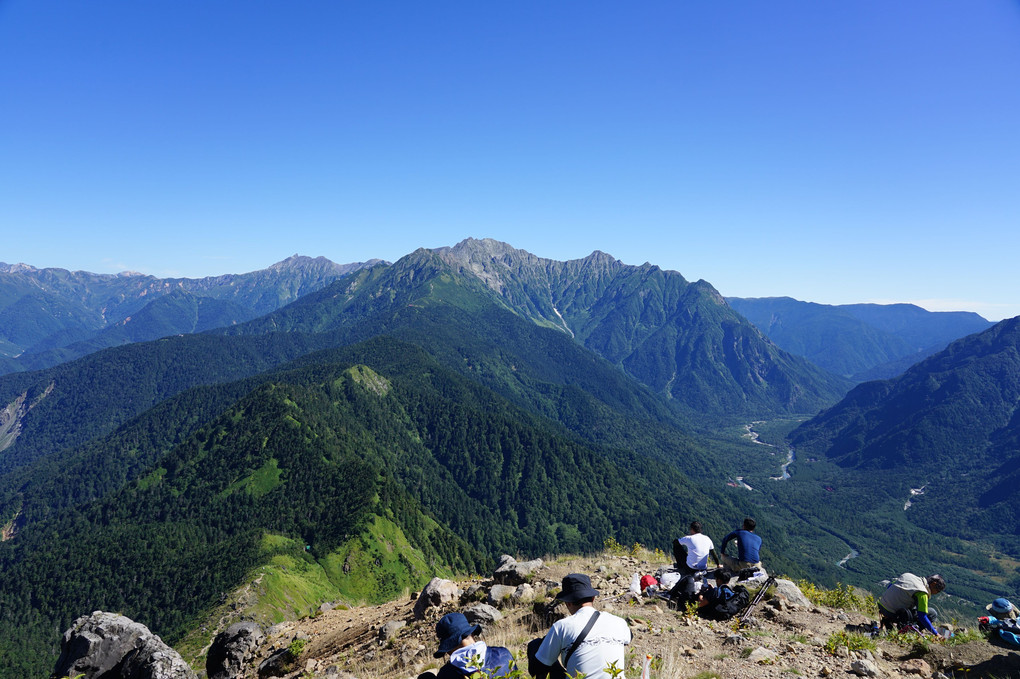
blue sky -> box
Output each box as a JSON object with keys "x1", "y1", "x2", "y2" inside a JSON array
[{"x1": 2, "y1": 2, "x2": 1019, "y2": 320}]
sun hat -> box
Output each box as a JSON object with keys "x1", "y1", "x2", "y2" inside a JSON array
[
  {"x1": 555, "y1": 573, "x2": 600, "y2": 603},
  {"x1": 986, "y1": 598, "x2": 1018, "y2": 620},
  {"x1": 434, "y1": 612, "x2": 482, "y2": 657}
]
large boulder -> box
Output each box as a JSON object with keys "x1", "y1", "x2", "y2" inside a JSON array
[
  {"x1": 493, "y1": 555, "x2": 543, "y2": 586},
  {"x1": 771, "y1": 579, "x2": 812, "y2": 608},
  {"x1": 413, "y1": 578, "x2": 462, "y2": 620},
  {"x1": 206, "y1": 622, "x2": 265, "y2": 679},
  {"x1": 53, "y1": 611, "x2": 197, "y2": 679}
]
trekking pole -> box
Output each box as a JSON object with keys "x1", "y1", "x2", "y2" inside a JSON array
[{"x1": 738, "y1": 576, "x2": 776, "y2": 625}]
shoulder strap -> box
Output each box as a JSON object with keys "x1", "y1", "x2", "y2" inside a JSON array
[{"x1": 563, "y1": 610, "x2": 600, "y2": 665}]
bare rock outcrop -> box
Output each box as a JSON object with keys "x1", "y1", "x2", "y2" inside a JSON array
[
  {"x1": 493, "y1": 555, "x2": 543, "y2": 586},
  {"x1": 206, "y1": 622, "x2": 265, "y2": 679},
  {"x1": 52, "y1": 611, "x2": 196, "y2": 679}
]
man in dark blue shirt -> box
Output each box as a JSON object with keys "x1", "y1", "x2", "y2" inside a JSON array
[{"x1": 719, "y1": 517, "x2": 763, "y2": 572}]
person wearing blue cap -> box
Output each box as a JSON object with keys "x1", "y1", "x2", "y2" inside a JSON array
[
  {"x1": 527, "y1": 573, "x2": 631, "y2": 679},
  {"x1": 425, "y1": 612, "x2": 515, "y2": 679},
  {"x1": 986, "y1": 597, "x2": 1019, "y2": 620}
]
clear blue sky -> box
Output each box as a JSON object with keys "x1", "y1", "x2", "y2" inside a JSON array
[{"x1": 3, "y1": 1, "x2": 1019, "y2": 320}]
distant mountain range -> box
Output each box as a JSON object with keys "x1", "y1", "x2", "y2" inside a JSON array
[
  {"x1": 0, "y1": 255, "x2": 382, "y2": 374},
  {"x1": 726, "y1": 296, "x2": 993, "y2": 381}
]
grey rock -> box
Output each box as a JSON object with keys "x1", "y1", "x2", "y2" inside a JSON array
[
  {"x1": 258, "y1": 648, "x2": 296, "y2": 679},
  {"x1": 772, "y1": 579, "x2": 813, "y2": 608},
  {"x1": 53, "y1": 611, "x2": 197, "y2": 679},
  {"x1": 207, "y1": 622, "x2": 265, "y2": 679},
  {"x1": 413, "y1": 578, "x2": 462, "y2": 620},
  {"x1": 746, "y1": 647, "x2": 778, "y2": 664},
  {"x1": 493, "y1": 555, "x2": 544, "y2": 586},
  {"x1": 850, "y1": 659, "x2": 881, "y2": 677},
  {"x1": 512, "y1": 584, "x2": 536, "y2": 603},
  {"x1": 488, "y1": 584, "x2": 517, "y2": 607},
  {"x1": 464, "y1": 604, "x2": 502, "y2": 625},
  {"x1": 379, "y1": 620, "x2": 406, "y2": 642}
]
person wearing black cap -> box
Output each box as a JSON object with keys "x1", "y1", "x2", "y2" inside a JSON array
[
  {"x1": 527, "y1": 573, "x2": 631, "y2": 679},
  {"x1": 425, "y1": 612, "x2": 515, "y2": 679}
]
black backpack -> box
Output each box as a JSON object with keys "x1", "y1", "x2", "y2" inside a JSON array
[{"x1": 703, "y1": 585, "x2": 750, "y2": 620}]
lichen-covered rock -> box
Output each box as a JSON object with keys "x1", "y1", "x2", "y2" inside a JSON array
[{"x1": 53, "y1": 611, "x2": 196, "y2": 679}]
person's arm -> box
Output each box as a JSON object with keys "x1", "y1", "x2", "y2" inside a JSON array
[
  {"x1": 914, "y1": 592, "x2": 938, "y2": 635},
  {"x1": 530, "y1": 628, "x2": 563, "y2": 677},
  {"x1": 709, "y1": 548, "x2": 721, "y2": 567},
  {"x1": 720, "y1": 531, "x2": 736, "y2": 555}
]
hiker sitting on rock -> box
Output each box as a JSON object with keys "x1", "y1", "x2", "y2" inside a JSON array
[
  {"x1": 424, "y1": 612, "x2": 515, "y2": 679},
  {"x1": 672, "y1": 520, "x2": 720, "y2": 576},
  {"x1": 528, "y1": 573, "x2": 631, "y2": 679},
  {"x1": 878, "y1": 573, "x2": 945, "y2": 635},
  {"x1": 719, "y1": 517, "x2": 763, "y2": 574}
]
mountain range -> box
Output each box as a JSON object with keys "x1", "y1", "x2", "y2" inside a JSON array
[
  {"x1": 0, "y1": 238, "x2": 1014, "y2": 678},
  {"x1": 726, "y1": 296, "x2": 993, "y2": 381},
  {"x1": 0, "y1": 255, "x2": 381, "y2": 374}
]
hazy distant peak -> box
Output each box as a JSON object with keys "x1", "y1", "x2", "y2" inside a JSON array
[
  {"x1": 0, "y1": 262, "x2": 39, "y2": 274},
  {"x1": 266, "y1": 254, "x2": 387, "y2": 276}
]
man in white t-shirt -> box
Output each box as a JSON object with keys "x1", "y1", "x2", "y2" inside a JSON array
[
  {"x1": 672, "y1": 521, "x2": 719, "y2": 576},
  {"x1": 527, "y1": 573, "x2": 632, "y2": 679}
]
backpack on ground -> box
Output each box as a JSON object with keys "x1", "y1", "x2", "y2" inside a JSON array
[{"x1": 702, "y1": 585, "x2": 750, "y2": 621}]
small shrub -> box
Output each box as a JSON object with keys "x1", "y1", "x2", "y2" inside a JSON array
[
  {"x1": 799, "y1": 581, "x2": 877, "y2": 615},
  {"x1": 604, "y1": 537, "x2": 625, "y2": 555},
  {"x1": 288, "y1": 638, "x2": 307, "y2": 657},
  {"x1": 824, "y1": 630, "x2": 876, "y2": 655}
]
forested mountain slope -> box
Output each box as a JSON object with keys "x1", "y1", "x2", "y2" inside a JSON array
[
  {"x1": 0, "y1": 338, "x2": 737, "y2": 678},
  {"x1": 790, "y1": 316, "x2": 1020, "y2": 548},
  {"x1": 726, "y1": 296, "x2": 992, "y2": 380}
]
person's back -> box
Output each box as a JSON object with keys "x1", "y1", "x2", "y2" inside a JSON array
[
  {"x1": 530, "y1": 573, "x2": 631, "y2": 679},
  {"x1": 674, "y1": 521, "x2": 717, "y2": 573},
  {"x1": 542, "y1": 606, "x2": 629, "y2": 679},
  {"x1": 720, "y1": 518, "x2": 762, "y2": 570}
]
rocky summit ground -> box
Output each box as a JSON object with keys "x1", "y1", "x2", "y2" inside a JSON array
[{"x1": 244, "y1": 551, "x2": 1019, "y2": 679}]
